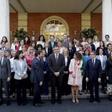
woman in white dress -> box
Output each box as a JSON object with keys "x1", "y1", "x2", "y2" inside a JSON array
[{"x1": 68, "y1": 52, "x2": 83, "y2": 103}]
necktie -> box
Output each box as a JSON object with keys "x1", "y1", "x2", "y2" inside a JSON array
[
  {"x1": 1, "y1": 57, "x2": 3, "y2": 65},
  {"x1": 55, "y1": 54, "x2": 58, "y2": 62},
  {"x1": 0, "y1": 58, "x2": 1, "y2": 65},
  {"x1": 92, "y1": 59, "x2": 94, "y2": 65}
]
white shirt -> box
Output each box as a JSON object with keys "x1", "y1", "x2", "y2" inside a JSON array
[
  {"x1": 99, "y1": 55, "x2": 107, "y2": 70},
  {"x1": 46, "y1": 47, "x2": 48, "y2": 54},
  {"x1": 37, "y1": 41, "x2": 45, "y2": 48},
  {"x1": 10, "y1": 57, "x2": 15, "y2": 72},
  {"x1": 0, "y1": 57, "x2": 4, "y2": 65},
  {"x1": 11, "y1": 43, "x2": 16, "y2": 51},
  {"x1": 93, "y1": 41, "x2": 100, "y2": 50},
  {"x1": 65, "y1": 57, "x2": 68, "y2": 66},
  {"x1": 60, "y1": 47, "x2": 64, "y2": 54}
]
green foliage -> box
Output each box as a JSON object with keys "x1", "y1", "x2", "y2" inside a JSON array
[
  {"x1": 14, "y1": 28, "x2": 28, "y2": 40},
  {"x1": 81, "y1": 28, "x2": 97, "y2": 39}
]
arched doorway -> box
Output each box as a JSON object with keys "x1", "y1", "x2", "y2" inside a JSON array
[{"x1": 40, "y1": 16, "x2": 69, "y2": 40}]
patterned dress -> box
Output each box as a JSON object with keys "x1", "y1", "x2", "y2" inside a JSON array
[{"x1": 68, "y1": 59, "x2": 83, "y2": 90}]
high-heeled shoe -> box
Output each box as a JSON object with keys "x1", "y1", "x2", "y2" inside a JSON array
[
  {"x1": 76, "y1": 99, "x2": 79, "y2": 103},
  {"x1": 72, "y1": 99, "x2": 75, "y2": 103}
]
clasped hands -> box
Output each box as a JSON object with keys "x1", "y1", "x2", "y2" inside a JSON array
[{"x1": 54, "y1": 72, "x2": 60, "y2": 77}]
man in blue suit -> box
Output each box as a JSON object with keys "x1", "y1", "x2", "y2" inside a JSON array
[
  {"x1": 86, "y1": 51, "x2": 101, "y2": 103},
  {"x1": 31, "y1": 50, "x2": 44, "y2": 106}
]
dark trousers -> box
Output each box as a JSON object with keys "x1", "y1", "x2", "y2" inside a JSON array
[
  {"x1": 33, "y1": 82, "x2": 41, "y2": 104},
  {"x1": 101, "y1": 72, "x2": 107, "y2": 92},
  {"x1": 62, "y1": 72, "x2": 71, "y2": 95},
  {"x1": 89, "y1": 78, "x2": 100, "y2": 101},
  {"x1": 10, "y1": 72, "x2": 15, "y2": 96},
  {"x1": 82, "y1": 75, "x2": 90, "y2": 92},
  {"x1": 41, "y1": 72, "x2": 49, "y2": 95},
  {"x1": 51, "y1": 75, "x2": 63, "y2": 102},
  {"x1": 15, "y1": 79, "x2": 27, "y2": 105},
  {"x1": 27, "y1": 68, "x2": 34, "y2": 96},
  {"x1": 0, "y1": 79, "x2": 10, "y2": 103}
]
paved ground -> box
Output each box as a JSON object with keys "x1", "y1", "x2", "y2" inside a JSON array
[{"x1": 0, "y1": 98, "x2": 112, "y2": 112}]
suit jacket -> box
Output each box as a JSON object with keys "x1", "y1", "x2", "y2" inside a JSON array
[
  {"x1": 69, "y1": 47, "x2": 76, "y2": 59},
  {"x1": 96, "y1": 47, "x2": 107, "y2": 55},
  {"x1": 86, "y1": 58, "x2": 101, "y2": 80},
  {"x1": 14, "y1": 59, "x2": 28, "y2": 80},
  {"x1": 31, "y1": 58, "x2": 44, "y2": 83},
  {"x1": 44, "y1": 47, "x2": 52, "y2": 57},
  {"x1": 64, "y1": 56, "x2": 70, "y2": 72},
  {"x1": 91, "y1": 44, "x2": 95, "y2": 51},
  {"x1": 0, "y1": 57, "x2": 11, "y2": 79},
  {"x1": 48, "y1": 41, "x2": 57, "y2": 51},
  {"x1": 106, "y1": 59, "x2": 112, "y2": 84},
  {"x1": 48, "y1": 53, "x2": 65, "y2": 75},
  {"x1": 96, "y1": 55, "x2": 107, "y2": 72}
]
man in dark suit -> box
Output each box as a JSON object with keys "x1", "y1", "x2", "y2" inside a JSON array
[
  {"x1": 48, "y1": 47, "x2": 65, "y2": 104},
  {"x1": 105, "y1": 43, "x2": 112, "y2": 57},
  {"x1": 31, "y1": 50, "x2": 44, "y2": 106},
  {"x1": 44, "y1": 42, "x2": 52, "y2": 57},
  {"x1": 86, "y1": 51, "x2": 101, "y2": 103},
  {"x1": 48, "y1": 35, "x2": 57, "y2": 52},
  {"x1": 0, "y1": 50, "x2": 11, "y2": 105}
]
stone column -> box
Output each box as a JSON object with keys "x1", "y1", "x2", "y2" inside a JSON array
[
  {"x1": 102, "y1": 0, "x2": 112, "y2": 41},
  {"x1": 0, "y1": 0, "x2": 10, "y2": 44}
]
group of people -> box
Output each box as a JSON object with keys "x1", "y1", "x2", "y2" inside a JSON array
[{"x1": 0, "y1": 34, "x2": 112, "y2": 106}]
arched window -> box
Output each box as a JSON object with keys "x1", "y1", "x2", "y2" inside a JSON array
[{"x1": 40, "y1": 16, "x2": 69, "y2": 40}]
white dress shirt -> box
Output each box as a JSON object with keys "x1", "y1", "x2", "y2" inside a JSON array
[
  {"x1": 65, "y1": 56, "x2": 68, "y2": 66},
  {"x1": 10, "y1": 57, "x2": 15, "y2": 72}
]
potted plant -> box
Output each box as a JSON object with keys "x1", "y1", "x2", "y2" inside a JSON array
[
  {"x1": 14, "y1": 28, "x2": 28, "y2": 40},
  {"x1": 80, "y1": 28, "x2": 97, "y2": 39}
]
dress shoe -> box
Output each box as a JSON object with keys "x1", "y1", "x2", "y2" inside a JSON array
[
  {"x1": 38, "y1": 101, "x2": 44, "y2": 104},
  {"x1": 33, "y1": 101, "x2": 43, "y2": 107},
  {"x1": 51, "y1": 100, "x2": 55, "y2": 104},
  {"x1": 17, "y1": 102, "x2": 21, "y2": 106},
  {"x1": 22, "y1": 102, "x2": 27, "y2": 106},
  {"x1": 0, "y1": 101, "x2": 3, "y2": 106},
  {"x1": 6, "y1": 101, "x2": 11, "y2": 106},
  {"x1": 95, "y1": 99, "x2": 100, "y2": 103},
  {"x1": 57, "y1": 100, "x2": 62, "y2": 104},
  {"x1": 89, "y1": 99, "x2": 94, "y2": 103},
  {"x1": 33, "y1": 102, "x2": 36, "y2": 106}
]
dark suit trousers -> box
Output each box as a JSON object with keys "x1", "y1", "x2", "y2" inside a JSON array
[
  {"x1": 89, "y1": 78, "x2": 99, "y2": 100},
  {"x1": 10, "y1": 72, "x2": 15, "y2": 95},
  {"x1": 82, "y1": 75, "x2": 90, "y2": 91},
  {"x1": 101, "y1": 72, "x2": 107, "y2": 91},
  {"x1": 0, "y1": 79, "x2": 10, "y2": 102},
  {"x1": 15, "y1": 79, "x2": 27, "y2": 104},
  {"x1": 51, "y1": 75, "x2": 63, "y2": 102},
  {"x1": 33, "y1": 82, "x2": 41, "y2": 104}
]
